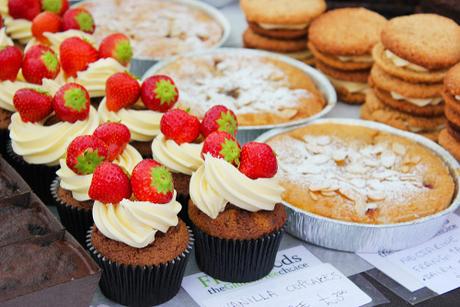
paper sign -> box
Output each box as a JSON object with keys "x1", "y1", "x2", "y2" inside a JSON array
[
  {"x1": 200, "y1": 263, "x2": 372, "y2": 307},
  {"x1": 359, "y1": 214, "x2": 460, "y2": 294},
  {"x1": 182, "y1": 246, "x2": 322, "y2": 303}
]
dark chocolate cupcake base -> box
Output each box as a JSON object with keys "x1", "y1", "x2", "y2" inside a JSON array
[
  {"x1": 51, "y1": 178, "x2": 93, "y2": 246},
  {"x1": 6, "y1": 140, "x2": 58, "y2": 205},
  {"x1": 87, "y1": 226, "x2": 194, "y2": 307},
  {"x1": 193, "y1": 225, "x2": 285, "y2": 283}
]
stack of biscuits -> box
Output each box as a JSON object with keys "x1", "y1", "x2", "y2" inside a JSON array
[
  {"x1": 326, "y1": 0, "x2": 419, "y2": 18},
  {"x1": 361, "y1": 14, "x2": 460, "y2": 141},
  {"x1": 308, "y1": 8, "x2": 387, "y2": 105},
  {"x1": 439, "y1": 64, "x2": 460, "y2": 159},
  {"x1": 241, "y1": 0, "x2": 326, "y2": 65}
]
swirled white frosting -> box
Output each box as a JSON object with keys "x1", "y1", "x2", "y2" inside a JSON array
[
  {"x1": 189, "y1": 154, "x2": 283, "y2": 219},
  {"x1": 4, "y1": 16, "x2": 32, "y2": 45},
  {"x1": 0, "y1": 0, "x2": 7, "y2": 15},
  {"x1": 9, "y1": 106, "x2": 100, "y2": 166},
  {"x1": 57, "y1": 144, "x2": 142, "y2": 201},
  {"x1": 74, "y1": 58, "x2": 126, "y2": 97},
  {"x1": 390, "y1": 92, "x2": 443, "y2": 107},
  {"x1": 98, "y1": 98, "x2": 162, "y2": 142},
  {"x1": 0, "y1": 27, "x2": 13, "y2": 48},
  {"x1": 151, "y1": 134, "x2": 203, "y2": 175},
  {"x1": 384, "y1": 49, "x2": 428, "y2": 72},
  {"x1": 92, "y1": 194, "x2": 182, "y2": 248}
]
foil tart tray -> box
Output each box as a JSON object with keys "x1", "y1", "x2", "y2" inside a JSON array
[
  {"x1": 257, "y1": 118, "x2": 460, "y2": 253},
  {"x1": 143, "y1": 48, "x2": 337, "y2": 144}
]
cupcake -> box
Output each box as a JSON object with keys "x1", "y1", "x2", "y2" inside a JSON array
[
  {"x1": 189, "y1": 131, "x2": 286, "y2": 282},
  {"x1": 87, "y1": 159, "x2": 193, "y2": 306},
  {"x1": 152, "y1": 105, "x2": 238, "y2": 222},
  {"x1": 53, "y1": 122, "x2": 142, "y2": 245},
  {"x1": 8, "y1": 81, "x2": 99, "y2": 204},
  {"x1": 99, "y1": 74, "x2": 179, "y2": 157}
]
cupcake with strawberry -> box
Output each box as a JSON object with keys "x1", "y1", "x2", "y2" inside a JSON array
[
  {"x1": 52, "y1": 122, "x2": 142, "y2": 245},
  {"x1": 87, "y1": 159, "x2": 193, "y2": 306},
  {"x1": 152, "y1": 105, "x2": 238, "y2": 220},
  {"x1": 189, "y1": 130, "x2": 286, "y2": 282},
  {"x1": 7, "y1": 81, "x2": 99, "y2": 204},
  {"x1": 99, "y1": 74, "x2": 178, "y2": 157}
]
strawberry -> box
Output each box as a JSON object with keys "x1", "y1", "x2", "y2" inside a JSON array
[
  {"x1": 238, "y1": 142, "x2": 278, "y2": 179},
  {"x1": 201, "y1": 105, "x2": 238, "y2": 137},
  {"x1": 8, "y1": 0, "x2": 41, "y2": 21},
  {"x1": 105, "y1": 72, "x2": 140, "y2": 112},
  {"x1": 13, "y1": 88, "x2": 53, "y2": 123},
  {"x1": 93, "y1": 122, "x2": 131, "y2": 161},
  {"x1": 141, "y1": 75, "x2": 179, "y2": 112},
  {"x1": 131, "y1": 159, "x2": 174, "y2": 204},
  {"x1": 99, "y1": 33, "x2": 132, "y2": 66},
  {"x1": 0, "y1": 46, "x2": 22, "y2": 81},
  {"x1": 160, "y1": 109, "x2": 200, "y2": 144},
  {"x1": 22, "y1": 45, "x2": 60, "y2": 85},
  {"x1": 201, "y1": 131, "x2": 241, "y2": 165},
  {"x1": 60, "y1": 37, "x2": 98, "y2": 77},
  {"x1": 62, "y1": 8, "x2": 95, "y2": 34},
  {"x1": 89, "y1": 162, "x2": 131, "y2": 203},
  {"x1": 66, "y1": 135, "x2": 108, "y2": 175},
  {"x1": 31, "y1": 12, "x2": 62, "y2": 43},
  {"x1": 53, "y1": 83, "x2": 90, "y2": 123},
  {"x1": 41, "y1": 0, "x2": 69, "y2": 15}
]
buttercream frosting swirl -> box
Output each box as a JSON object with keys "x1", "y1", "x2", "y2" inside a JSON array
[
  {"x1": 9, "y1": 106, "x2": 100, "y2": 166},
  {"x1": 4, "y1": 16, "x2": 32, "y2": 45},
  {"x1": 98, "y1": 98, "x2": 162, "y2": 142},
  {"x1": 151, "y1": 134, "x2": 203, "y2": 175},
  {"x1": 74, "y1": 58, "x2": 125, "y2": 97},
  {"x1": 92, "y1": 194, "x2": 181, "y2": 248},
  {"x1": 384, "y1": 49, "x2": 428, "y2": 72},
  {"x1": 57, "y1": 144, "x2": 142, "y2": 201},
  {"x1": 390, "y1": 92, "x2": 443, "y2": 107},
  {"x1": 189, "y1": 154, "x2": 283, "y2": 219},
  {"x1": 0, "y1": 27, "x2": 13, "y2": 48}
]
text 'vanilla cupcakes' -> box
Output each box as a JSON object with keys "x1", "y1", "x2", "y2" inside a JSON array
[
  {"x1": 241, "y1": 0, "x2": 326, "y2": 65},
  {"x1": 308, "y1": 8, "x2": 387, "y2": 104},
  {"x1": 86, "y1": 159, "x2": 193, "y2": 306},
  {"x1": 188, "y1": 127, "x2": 286, "y2": 282},
  {"x1": 99, "y1": 73, "x2": 180, "y2": 157},
  {"x1": 362, "y1": 14, "x2": 460, "y2": 140},
  {"x1": 440, "y1": 63, "x2": 460, "y2": 159},
  {"x1": 52, "y1": 122, "x2": 142, "y2": 245}
]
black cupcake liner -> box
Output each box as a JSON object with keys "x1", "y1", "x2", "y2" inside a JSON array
[
  {"x1": 176, "y1": 193, "x2": 191, "y2": 225},
  {"x1": 51, "y1": 178, "x2": 93, "y2": 246},
  {"x1": 87, "y1": 225, "x2": 194, "y2": 307},
  {"x1": 6, "y1": 140, "x2": 58, "y2": 205},
  {"x1": 193, "y1": 225, "x2": 285, "y2": 283},
  {"x1": 0, "y1": 128, "x2": 10, "y2": 156}
]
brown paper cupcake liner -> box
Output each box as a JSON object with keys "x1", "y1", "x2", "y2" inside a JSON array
[
  {"x1": 86, "y1": 225, "x2": 194, "y2": 307},
  {"x1": 6, "y1": 140, "x2": 57, "y2": 205},
  {"x1": 192, "y1": 224, "x2": 285, "y2": 283},
  {"x1": 51, "y1": 178, "x2": 93, "y2": 246}
]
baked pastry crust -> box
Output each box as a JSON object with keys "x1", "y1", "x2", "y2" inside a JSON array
[
  {"x1": 157, "y1": 53, "x2": 326, "y2": 126},
  {"x1": 267, "y1": 123, "x2": 455, "y2": 224}
]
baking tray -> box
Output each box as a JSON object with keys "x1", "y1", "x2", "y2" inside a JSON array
[
  {"x1": 144, "y1": 48, "x2": 337, "y2": 144},
  {"x1": 75, "y1": 0, "x2": 231, "y2": 77},
  {"x1": 257, "y1": 118, "x2": 460, "y2": 253}
]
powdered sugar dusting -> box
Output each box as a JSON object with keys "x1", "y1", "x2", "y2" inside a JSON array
[
  {"x1": 82, "y1": 0, "x2": 223, "y2": 59},
  {"x1": 270, "y1": 135, "x2": 428, "y2": 217},
  {"x1": 159, "y1": 54, "x2": 311, "y2": 118}
]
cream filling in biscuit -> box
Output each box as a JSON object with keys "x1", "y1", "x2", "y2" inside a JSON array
[
  {"x1": 408, "y1": 124, "x2": 444, "y2": 133},
  {"x1": 258, "y1": 23, "x2": 309, "y2": 30},
  {"x1": 286, "y1": 49, "x2": 313, "y2": 60},
  {"x1": 390, "y1": 92, "x2": 443, "y2": 107},
  {"x1": 455, "y1": 95, "x2": 460, "y2": 101},
  {"x1": 337, "y1": 54, "x2": 373, "y2": 63},
  {"x1": 328, "y1": 77, "x2": 369, "y2": 94},
  {"x1": 384, "y1": 50, "x2": 429, "y2": 72}
]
